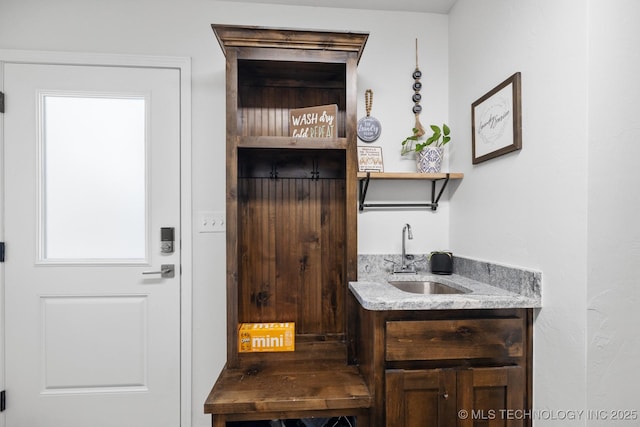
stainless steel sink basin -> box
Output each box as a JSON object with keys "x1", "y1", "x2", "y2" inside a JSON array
[{"x1": 388, "y1": 281, "x2": 470, "y2": 295}]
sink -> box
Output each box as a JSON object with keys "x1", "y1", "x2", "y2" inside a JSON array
[{"x1": 388, "y1": 281, "x2": 470, "y2": 295}]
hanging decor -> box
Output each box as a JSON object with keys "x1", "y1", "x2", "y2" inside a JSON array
[
  {"x1": 357, "y1": 89, "x2": 382, "y2": 142},
  {"x1": 412, "y1": 39, "x2": 425, "y2": 137}
]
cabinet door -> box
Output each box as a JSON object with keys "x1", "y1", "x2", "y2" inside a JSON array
[
  {"x1": 457, "y1": 366, "x2": 526, "y2": 427},
  {"x1": 386, "y1": 369, "x2": 457, "y2": 427}
]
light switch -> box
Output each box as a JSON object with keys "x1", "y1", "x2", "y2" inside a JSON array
[{"x1": 198, "y1": 211, "x2": 225, "y2": 233}]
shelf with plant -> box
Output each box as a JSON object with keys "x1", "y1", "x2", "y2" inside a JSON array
[
  {"x1": 401, "y1": 124, "x2": 451, "y2": 173},
  {"x1": 357, "y1": 123, "x2": 463, "y2": 211}
]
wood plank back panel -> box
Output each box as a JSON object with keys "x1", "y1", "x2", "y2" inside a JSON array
[
  {"x1": 238, "y1": 87, "x2": 346, "y2": 137},
  {"x1": 238, "y1": 150, "x2": 346, "y2": 338},
  {"x1": 237, "y1": 60, "x2": 347, "y2": 137}
]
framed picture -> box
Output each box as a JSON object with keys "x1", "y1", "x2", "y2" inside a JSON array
[
  {"x1": 472, "y1": 72, "x2": 522, "y2": 164},
  {"x1": 357, "y1": 146, "x2": 384, "y2": 172}
]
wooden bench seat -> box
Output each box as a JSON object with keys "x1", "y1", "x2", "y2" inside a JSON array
[{"x1": 204, "y1": 357, "x2": 372, "y2": 426}]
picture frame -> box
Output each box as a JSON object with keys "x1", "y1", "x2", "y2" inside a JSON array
[
  {"x1": 357, "y1": 146, "x2": 384, "y2": 172},
  {"x1": 472, "y1": 72, "x2": 522, "y2": 164}
]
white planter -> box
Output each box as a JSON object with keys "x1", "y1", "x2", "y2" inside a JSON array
[{"x1": 416, "y1": 146, "x2": 444, "y2": 173}]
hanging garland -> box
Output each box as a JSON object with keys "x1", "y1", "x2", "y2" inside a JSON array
[{"x1": 412, "y1": 39, "x2": 426, "y2": 137}]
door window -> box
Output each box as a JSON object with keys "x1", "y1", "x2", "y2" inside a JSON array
[{"x1": 39, "y1": 93, "x2": 147, "y2": 262}]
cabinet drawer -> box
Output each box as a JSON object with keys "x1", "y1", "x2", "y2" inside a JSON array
[{"x1": 386, "y1": 318, "x2": 524, "y2": 362}]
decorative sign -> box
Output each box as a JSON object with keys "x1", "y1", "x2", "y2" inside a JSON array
[
  {"x1": 357, "y1": 89, "x2": 381, "y2": 142},
  {"x1": 289, "y1": 104, "x2": 337, "y2": 138},
  {"x1": 472, "y1": 72, "x2": 522, "y2": 164},
  {"x1": 357, "y1": 146, "x2": 384, "y2": 172},
  {"x1": 357, "y1": 116, "x2": 381, "y2": 142}
]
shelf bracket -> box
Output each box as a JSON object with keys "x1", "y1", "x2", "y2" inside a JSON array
[
  {"x1": 358, "y1": 173, "x2": 451, "y2": 212},
  {"x1": 358, "y1": 172, "x2": 372, "y2": 210}
]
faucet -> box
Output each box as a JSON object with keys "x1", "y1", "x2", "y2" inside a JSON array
[{"x1": 394, "y1": 223, "x2": 417, "y2": 274}]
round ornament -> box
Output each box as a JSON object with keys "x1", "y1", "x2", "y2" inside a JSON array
[{"x1": 357, "y1": 89, "x2": 381, "y2": 143}]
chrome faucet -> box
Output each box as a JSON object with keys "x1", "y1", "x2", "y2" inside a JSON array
[{"x1": 394, "y1": 223, "x2": 417, "y2": 274}]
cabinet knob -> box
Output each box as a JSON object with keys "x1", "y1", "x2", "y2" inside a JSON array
[{"x1": 443, "y1": 391, "x2": 449, "y2": 400}]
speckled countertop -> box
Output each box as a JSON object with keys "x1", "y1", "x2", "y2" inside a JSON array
[{"x1": 349, "y1": 254, "x2": 542, "y2": 311}]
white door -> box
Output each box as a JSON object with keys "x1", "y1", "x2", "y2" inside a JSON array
[{"x1": 3, "y1": 63, "x2": 181, "y2": 426}]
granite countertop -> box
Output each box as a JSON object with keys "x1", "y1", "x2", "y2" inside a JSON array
[{"x1": 349, "y1": 255, "x2": 542, "y2": 311}]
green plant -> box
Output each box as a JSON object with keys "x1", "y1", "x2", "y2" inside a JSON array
[
  {"x1": 401, "y1": 124, "x2": 451, "y2": 156},
  {"x1": 425, "y1": 124, "x2": 451, "y2": 147}
]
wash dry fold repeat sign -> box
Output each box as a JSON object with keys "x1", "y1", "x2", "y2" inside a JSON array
[{"x1": 289, "y1": 104, "x2": 337, "y2": 138}]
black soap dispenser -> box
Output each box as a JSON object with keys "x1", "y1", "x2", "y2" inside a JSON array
[{"x1": 430, "y1": 251, "x2": 453, "y2": 275}]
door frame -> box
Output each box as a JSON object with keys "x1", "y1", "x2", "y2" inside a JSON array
[{"x1": 0, "y1": 49, "x2": 193, "y2": 427}]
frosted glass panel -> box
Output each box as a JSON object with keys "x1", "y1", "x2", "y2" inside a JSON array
[{"x1": 42, "y1": 95, "x2": 146, "y2": 261}]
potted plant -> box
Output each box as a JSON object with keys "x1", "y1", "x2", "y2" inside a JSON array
[{"x1": 401, "y1": 124, "x2": 451, "y2": 173}]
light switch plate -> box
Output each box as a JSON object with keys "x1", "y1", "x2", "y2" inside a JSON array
[{"x1": 198, "y1": 211, "x2": 225, "y2": 233}]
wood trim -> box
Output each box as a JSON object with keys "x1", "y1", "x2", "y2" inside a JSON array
[
  {"x1": 238, "y1": 136, "x2": 349, "y2": 150},
  {"x1": 212, "y1": 24, "x2": 369, "y2": 63},
  {"x1": 225, "y1": 49, "x2": 240, "y2": 367}
]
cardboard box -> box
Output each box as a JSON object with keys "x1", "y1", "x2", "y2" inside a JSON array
[{"x1": 238, "y1": 322, "x2": 295, "y2": 353}]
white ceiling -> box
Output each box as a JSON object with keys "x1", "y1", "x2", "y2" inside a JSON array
[{"x1": 232, "y1": 0, "x2": 458, "y2": 14}]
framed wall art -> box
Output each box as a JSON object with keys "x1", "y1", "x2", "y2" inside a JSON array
[{"x1": 472, "y1": 72, "x2": 522, "y2": 164}]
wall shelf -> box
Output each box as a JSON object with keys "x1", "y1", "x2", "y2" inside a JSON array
[{"x1": 357, "y1": 171, "x2": 464, "y2": 211}]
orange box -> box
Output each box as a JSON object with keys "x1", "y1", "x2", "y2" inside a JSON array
[{"x1": 238, "y1": 322, "x2": 295, "y2": 353}]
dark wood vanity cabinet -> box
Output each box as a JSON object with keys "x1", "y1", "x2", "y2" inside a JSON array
[
  {"x1": 386, "y1": 366, "x2": 525, "y2": 427},
  {"x1": 349, "y1": 301, "x2": 533, "y2": 427}
]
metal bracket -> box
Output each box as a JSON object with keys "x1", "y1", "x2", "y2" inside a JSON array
[{"x1": 358, "y1": 172, "x2": 451, "y2": 212}]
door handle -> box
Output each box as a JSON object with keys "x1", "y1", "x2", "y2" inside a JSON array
[{"x1": 142, "y1": 264, "x2": 175, "y2": 278}]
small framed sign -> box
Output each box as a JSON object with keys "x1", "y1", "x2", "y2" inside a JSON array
[
  {"x1": 289, "y1": 104, "x2": 337, "y2": 138},
  {"x1": 472, "y1": 72, "x2": 522, "y2": 164},
  {"x1": 357, "y1": 146, "x2": 384, "y2": 172}
]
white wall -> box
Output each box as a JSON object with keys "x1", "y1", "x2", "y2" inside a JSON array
[
  {"x1": 448, "y1": 0, "x2": 589, "y2": 424},
  {"x1": 0, "y1": 1, "x2": 451, "y2": 425},
  {"x1": 587, "y1": 0, "x2": 640, "y2": 421},
  {"x1": 9, "y1": 1, "x2": 637, "y2": 425}
]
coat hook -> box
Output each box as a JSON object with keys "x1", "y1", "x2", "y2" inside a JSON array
[{"x1": 311, "y1": 158, "x2": 320, "y2": 180}]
